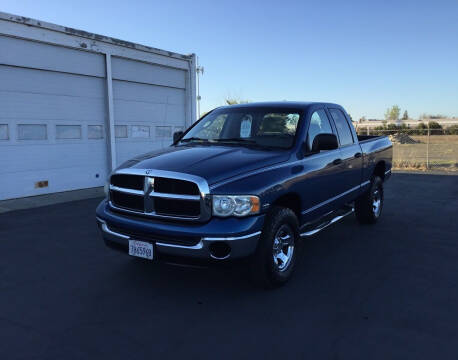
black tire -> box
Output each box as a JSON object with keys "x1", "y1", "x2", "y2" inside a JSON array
[
  {"x1": 355, "y1": 176, "x2": 384, "y2": 224},
  {"x1": 250, "y1": 206, "x2": 300, "y2": 289}
]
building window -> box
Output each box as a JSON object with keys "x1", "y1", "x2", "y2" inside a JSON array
[
  {"x1": 156, "y1": 126, "x2": 172, "y2": 138},
  {"x1": 0, "y1": 124, "x2": 8, "y2": 140},
  {"x1": 132, "y1": 125, "x2": 150, "y2": 138},
  {"x1": 88, "y1": 125, "x2": 103, "y2": 139},
  {"x1": 115, "y1": 125, "x2": 128, "y2": 138},
  {"x1": 17, "y1": 124, "x2": 47, "y2": 140},
  {"x1": 56, "y1": 125, "x2": 82, "y2": 139}
]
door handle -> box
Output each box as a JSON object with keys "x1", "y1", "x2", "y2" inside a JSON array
[
  {"x1": 333, "y1": 158, "x2": 342, "y2": 165},
  {"x1": 354, "y1": 152, "x2": 362, "y2": 158}
]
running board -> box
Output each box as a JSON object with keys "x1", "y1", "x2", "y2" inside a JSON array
[{"x1": 300, "y1": 208, "x2": 354, "y2": 237}]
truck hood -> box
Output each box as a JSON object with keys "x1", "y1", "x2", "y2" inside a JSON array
[{"x1": 121, "y1": 145, "x2": 290, "y2": 185}]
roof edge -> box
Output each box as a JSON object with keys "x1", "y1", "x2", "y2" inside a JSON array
[{"x1": 0, "y1": 11, "x2": 192, "y2": 60}]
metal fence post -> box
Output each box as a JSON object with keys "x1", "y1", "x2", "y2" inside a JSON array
[
  {"x1": 367, "y1": 126, "x2": 369, "y2": 135},
  {"x1": 426, "y1": 123, "x2": 430, "y2": 169}
]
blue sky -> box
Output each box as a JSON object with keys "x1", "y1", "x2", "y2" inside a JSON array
[{"x1": 2, "y1": 0, "x2": 457, "y2": 120}]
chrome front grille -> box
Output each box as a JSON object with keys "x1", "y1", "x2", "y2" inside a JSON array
[
  {"x1": 154, "y1": 177, "x2": 199, "y2": 195},
  {"x1": 111, "y1": 174, "x2": 144, "y2": 190},
  {"x1": 108, "y1": 169, "x2": 211, "y2": 221}
]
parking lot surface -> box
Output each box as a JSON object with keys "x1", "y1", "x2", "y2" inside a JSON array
[{"x1": 1, "y1": 173, "x2": 458, "y2": 359}]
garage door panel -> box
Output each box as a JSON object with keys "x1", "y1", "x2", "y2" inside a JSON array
[
  {"x1": 0, "y1": 92, "x2": 106, "y2": 121},
  {"x1": 113, "y1": 80, "x2": 185, "y2": 105},
  {"x1": 0, "y1": 142, "x2": 107, "y2": 175},
  {"x1": 112, "y1": 76, "x2": 186, "y2": 167},
  {"x1": 0, "y1": 65, "x2": 106, "y2": 98},
  {"x1": 0, "y1": 36, "x2": 105, "y2": 77},
  {"x1": 115, "y1": 141, "x2": 163, "y2": 166},
  {"x1": 165, "y1": 104, "x2": 186, "y2": 126},
  {"x1": 114, "y1": 100, "x2": 166, "y2": 123},
  {"x1": 112, "y1": 56, "x2": 186, "y2": 89},
  {"x1": 0, "y1": 60, "x2": 108, "y2": 200},
  {"x1": 0, "y1": 165, "x2": 107, "y2": 200}
]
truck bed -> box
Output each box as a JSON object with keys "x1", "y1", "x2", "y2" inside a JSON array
[{"x1": 357, "y1": 134, "x2": 386, "y2": 143}]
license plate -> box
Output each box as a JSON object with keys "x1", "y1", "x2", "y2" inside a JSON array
[{"x1": 128, "y1": 240, "x2": 154, "y2": 260}]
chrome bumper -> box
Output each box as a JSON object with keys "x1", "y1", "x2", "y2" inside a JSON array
[{"x1": 96, "y1": 217, "x2": 261, "y2": 260}]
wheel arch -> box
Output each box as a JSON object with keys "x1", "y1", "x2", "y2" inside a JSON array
[
  {"x1": 373, "y1": 160, "x2": 386, "y2": 181},
  {"x1": 270, "y1": 192, "x2": 302, "y2": 220}
]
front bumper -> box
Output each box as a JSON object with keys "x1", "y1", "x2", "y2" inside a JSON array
[{"x1": 96, "y1": 200, "x2": 264, "y2": 261}]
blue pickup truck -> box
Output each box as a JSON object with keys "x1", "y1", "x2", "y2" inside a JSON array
[{"x1": 96, "y1": 102, "x2": 392, "y2": 287}]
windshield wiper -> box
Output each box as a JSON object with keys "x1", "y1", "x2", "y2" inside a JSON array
[
  {"x1": 213, "y1": 138, "x2": 257, "y2": 144},
  {"x1": 212, "y1": 138, "x2": 278, "y2": 150},
  {"x1": 180, "y1": 137, "x2": 208, "y2": 143}
]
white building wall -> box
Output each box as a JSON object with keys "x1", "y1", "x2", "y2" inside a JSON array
[{"x1": 0, "y1": 12, "x2": 196, "y2": 200}]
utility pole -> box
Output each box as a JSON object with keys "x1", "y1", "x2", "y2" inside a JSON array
[{"x1": 196, "y1": 57, "x2": 204, "y2": 119}]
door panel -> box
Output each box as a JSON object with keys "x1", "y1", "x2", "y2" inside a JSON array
[
  {"x1": 337, "y1": 144, "x2": 364, "y2": 203},
  {"x1": 299, "y1": 109, "x2": 345, "y2": 223},
  {"x1": 328, "y1": 108, "x2": 363, "y2": 205},
  {"x1": 299, "y1": 149, "x2": 347, "y2": 224}
]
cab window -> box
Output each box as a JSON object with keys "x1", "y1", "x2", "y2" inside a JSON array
[
  {"x1": 307, "y1": 109, "x2": 333, "y2": 151},
  {"x1": 329, "y1": 108, "x2": 354, "y2": 146}
]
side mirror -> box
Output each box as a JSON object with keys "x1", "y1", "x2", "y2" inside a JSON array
[
  {"x1": 312, "y1": 133, "x2": 338, "y2": 152},
  {"x1": 173, "y1": 131, "x2": 184, "y2": 143}
]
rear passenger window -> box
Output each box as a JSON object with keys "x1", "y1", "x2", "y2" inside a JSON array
[
  {"x1": 329, "y1": 109, "x2": 354, "y2": 146},
  {"x1": 307, "y1": 110, "x2": 333, "y2": 151}
]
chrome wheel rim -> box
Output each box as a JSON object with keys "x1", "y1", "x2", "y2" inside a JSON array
[
  {"x1": 373, "y1": 188, "x2": 382, "y2": 217},
  {"x1": 272, "y1": 224, "x2": 295, "y2": 272}
]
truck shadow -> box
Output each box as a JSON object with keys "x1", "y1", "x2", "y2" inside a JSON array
[{"x1": 107, "y1": 214, "x2": 375, "y2": 295}]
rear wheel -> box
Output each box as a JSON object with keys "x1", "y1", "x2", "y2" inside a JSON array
[
  {"x1": 250, "y1": 207, "x2": 300, "y2": 288},
  {"x1": 355, "y1": 176, "x2": 384, "y2": 224}
]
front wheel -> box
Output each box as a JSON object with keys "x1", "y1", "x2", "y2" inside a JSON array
[
  {"x1": 250, "y1": 207, "x2": 300, "y2": 288},
  {"x1": 355, "y1": 176, "x2": 384, "y2": 224}
]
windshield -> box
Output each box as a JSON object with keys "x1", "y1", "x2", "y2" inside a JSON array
[{"x1": 180, "y1": 107, "x2": 301, "y2": 149}]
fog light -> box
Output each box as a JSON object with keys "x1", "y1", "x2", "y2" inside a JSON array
[{"x1": 209, "y1": 242, "x2": 231, "y2": 259}]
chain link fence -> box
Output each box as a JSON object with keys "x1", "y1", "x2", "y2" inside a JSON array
[{"x1": 355, "y1": 126, "x2": 458, "y2": 172}]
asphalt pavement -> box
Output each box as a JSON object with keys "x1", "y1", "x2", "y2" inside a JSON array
[{"x1": 1, "y1": 173, "x2": 457, "y2": 359}]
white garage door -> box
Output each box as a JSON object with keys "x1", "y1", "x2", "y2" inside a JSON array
[
  {"x1": 0, "y1": 36, "x2": 108, "y2": 200},
  {"x1": 111, "y1": 57, "x2": 187, "y2": 165}
]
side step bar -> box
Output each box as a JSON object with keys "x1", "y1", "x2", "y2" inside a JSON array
[{"x1": 300, "y1": 207, "x2": 354, "y2": 237}]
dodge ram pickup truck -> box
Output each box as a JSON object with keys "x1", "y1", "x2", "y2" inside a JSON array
[{"x1": 96, "y1": 102, "x2": 392, "y2": 287}]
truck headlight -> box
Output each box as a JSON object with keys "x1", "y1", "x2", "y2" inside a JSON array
[{"x1": 212, "y1": 195, "x2": 260, "y2": 217}]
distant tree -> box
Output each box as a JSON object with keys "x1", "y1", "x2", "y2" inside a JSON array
[
  {"x1": 445, "y1": 124, "x2": 458, "y2": 135},
  {"x1": 420, "y1": 113, "x2": 447, "y2": 120},
  {"x1": 225, "y1": 98, "x2": 249, "y2": 105},
  {"x1": 428, "y1": 114, "x2": 446, "y2": 119},
  {"x1": 402, "y1": 110, "x2": 409, "y2": 120},
  {"x1": 359, "y1": 116, "x2": 367, "y2": 123},
  {"x1": 428, "y1": 121, "x2": 442, "y2": 129},
  {"x1": 384, "y1": 105, "x2": 401, "y2": 122}
]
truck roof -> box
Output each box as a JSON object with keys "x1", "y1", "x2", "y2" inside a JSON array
[{"x1": 217, "y1": 101, "x2": 344, "y2": 111}]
